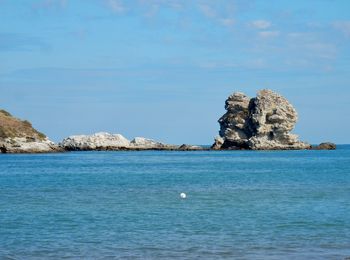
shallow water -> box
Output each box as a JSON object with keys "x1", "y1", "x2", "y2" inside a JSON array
[{"x1": 1, "y1": 146, "x2": 350, "y2": 259}]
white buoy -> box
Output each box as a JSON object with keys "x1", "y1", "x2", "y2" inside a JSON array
[{"x1": 180, "y1": 192, "x2": 187, "y2": 199}]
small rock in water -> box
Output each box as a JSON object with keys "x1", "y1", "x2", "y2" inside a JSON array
[{"x1": 180, "y1": 193, "x2": 187, "y2": 199}]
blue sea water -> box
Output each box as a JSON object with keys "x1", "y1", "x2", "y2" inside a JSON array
[{"x1": 1, "y1": 146, "x2": 350, "y2": 259}]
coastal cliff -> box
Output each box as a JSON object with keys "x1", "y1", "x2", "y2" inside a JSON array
[
  {"x1": 0, "y1": 110, "x2": 62, "y2": 153},
  {"x1": 213, "y1": 89, "x2": 318, "y2": 150}
]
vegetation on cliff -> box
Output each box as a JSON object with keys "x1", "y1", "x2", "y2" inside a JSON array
[{"x1": 0, "y1": 109, "x2": 46, "y2": 141}]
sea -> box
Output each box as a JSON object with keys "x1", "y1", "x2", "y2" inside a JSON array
[{"x1": 1, "y1": 146, "x2": 349, "y2": 259}]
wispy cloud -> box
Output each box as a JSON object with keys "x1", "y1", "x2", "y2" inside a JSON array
[
  {"x1": 32, "y1": 0, "x2": 67, "y2": 10},
  {"x1": 258, "y1": 30, "x2": 279, "y2": 38},
  {"x1": 220, "y1": 18, "x2": 235, "y2": 27},
  {"x1": 105, "y1": 0, "x2": 126, "y2": 14},
  {"x1": 304, "y1": 43, "x2": 337, "y2": 59},
  {"x1": 245, "y1": 58, "x2": 267, "y2": 69},
  {"x1": 197, "y1": 60, "x2": 237, "y2": 69},
  {"x1": 68, "y1": 28, "x2": 87, "y2": 40},
  {"x1": 139, "y1": 0, "x2": 184, "y2": 10},
  {"x1": 0, "y1": 33, "x2": 50, "y2": 52},
  {"x1": 197, "y1": 58, "x2": 268, "y2": 70},
  {"x1": 250, "y1": 20, "x2": 271, "y2": 29},
  {"x1": 286, "y1": 32, "x2": 337, "y2": 59},
  {"x1": 197, "y1": 3, "x2": 216, "y2": 18},
  {"x1": 197, "y1": 2, "x2": 236, "y2": 28},
  {"x1": 333, "y1": 21, "x2": 350, "y2": 37}
]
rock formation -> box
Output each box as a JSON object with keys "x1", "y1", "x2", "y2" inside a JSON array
[
  {"x1": 60, "y1": 132, "x2": 130, "y2": 151},
  {"x1": 59, "y1": 133, "x2": 179, "y2": 151},
  {"x1": 178, "y1": 144, "x2": 207, "y2": 151},
  {"x1": 0, "y1": 109, "x2": 61, "y2": 153},
  {"x1": 130, "y1": 137, "x2": 166, "y2": 148},
  {"x1": 312, "y1": 142, "x2": 336, "y2": 150},
  {"x1": 212, "y1": 89, "x2": 311, "y2": 150}
]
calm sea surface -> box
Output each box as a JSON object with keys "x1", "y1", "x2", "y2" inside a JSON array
[{"x1": 1, "y1": 146, "x2": 350, "y2": 259}]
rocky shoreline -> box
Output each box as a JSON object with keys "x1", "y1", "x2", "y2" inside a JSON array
[
  {"x1": 59, "y1": 132, "x2": 206, "y2": 152},
  {"x1": 0, "y1": 90, "x2": 336, "y2": 153}
]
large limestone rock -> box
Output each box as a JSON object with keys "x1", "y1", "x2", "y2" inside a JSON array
[
  {"x1": 60, "y1": 132, "x2": 131, "y2": 151},
  {"x1": 212, "y1": 89, "x2": 311, "y2": 150},
  {"x1": 60, "y1": 133, "x2": 177, "y2": 150},
  {"x1": 0, "y1": 109, "x2": 61, "y2": 153}
]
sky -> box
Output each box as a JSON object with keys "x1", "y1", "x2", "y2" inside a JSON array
[{"x1": 1, "y1": 0, "x2": 350, "y2": 144}]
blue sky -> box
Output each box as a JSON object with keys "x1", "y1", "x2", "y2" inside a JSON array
[{"x1": 1, "y1": 0, "x2": 350, "y2": 144}]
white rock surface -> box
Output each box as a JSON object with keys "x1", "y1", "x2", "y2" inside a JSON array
[
  {"x1": 60, "y1": 132, "x2": 130, "y2": 150},
  {"x1": 0, "y1": 137, "x2": 59, "y2": 153},
  {"x1": 130, "y1": 137, "x2": 165, "y2": 148},
  {"x1": 59, "y1": 133, "x2": 173, "y2": 150}
]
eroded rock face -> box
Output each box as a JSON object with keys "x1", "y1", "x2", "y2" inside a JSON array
[
  {"x1": 0, "y1": 109, "x2": 61, "y2": 153},
  {"x1": 213, "y1": 89, "x2": 311, "y2": 150},
  {"x1": 218, "y1": 92, "x2": 251, "y2": 148}
]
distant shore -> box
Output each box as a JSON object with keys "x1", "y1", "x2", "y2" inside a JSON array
[{"x1": 0, "y1": 89, "x2": 337, "y2": 154}]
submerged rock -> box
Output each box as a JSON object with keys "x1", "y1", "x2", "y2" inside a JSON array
[
  {"x1": 212, "y1": 89, "x2": 311, "y2": 150},
  {"x1": 0, "y1": 109, "x2": 61, "y2": 153}
]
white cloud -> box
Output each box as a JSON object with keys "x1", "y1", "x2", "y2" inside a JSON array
[
  {"x1": 258, "y1": 30, "x2": 279, "y2": 38},
  {"x1": 197, "y1": 60, "x2": 237, "y2": 69},
  {"x1": 33, "y1": 0, "x2": 67, "y2": 10},
  {"x1": 139, "y1": 0, "x2": 184, "y2": 14},
  {"x1": 245, "y1": 58, "x2": 267, "y2": 69},
  {"x1": 287, "y1": 32, "x2": 305, "y2": 38},
  {"x1": 143, "y1": 4, "x2": 159, "y2": 18},
  {"x1": 250, "y1": 20, "x2": 271, "y2": 29},
  {"x1": 333, "y1": 21, "x2": 350, "y2": 37},
  {"x1": 198, "y1": 3, "x2": 216, "y2": 18},
  {"x1": 285, "y1": 32, "x2": 337, "y2": 60},
  {"x1": 305, "y1": 43, "x2": 337, "y2": 59},
  {"x1": 196, "y1": 2, "x2": 236, "y2": 28},
  {"x1": 220, "y1": 18, "x2": 235, "y2": 27},
  {"x1": 105, "y1": 0, "x2": 125, "y2": 13}
]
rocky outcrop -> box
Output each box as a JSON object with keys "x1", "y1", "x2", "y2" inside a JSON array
[
  {"x1": 59, "y1": 133, "x2": 179, "y2": 151},
  {"x1": 130, "y1": 137, "x2": 165, "y2": 148},
  {"x1": 0, "y1": 109, "x2": 61, "y2": 153},
  {"x1": 59, "y1": 133, "x2": 210, "y2": 151},
  {"x1": 212, "y1": 89, "x2": 311, "y2": 150},
  {"x1": 178, "y1": 144, "x2": 207, "y2": 151},
  {"x1": 312, "y1": 142, "x2": 336, "y2": 150},
  {"x1": 60, "y1": 132, "x2": 130, "y2": 151},
  {"x1": 0, "y1": 137, "x2": 60, "y2": 153}
]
